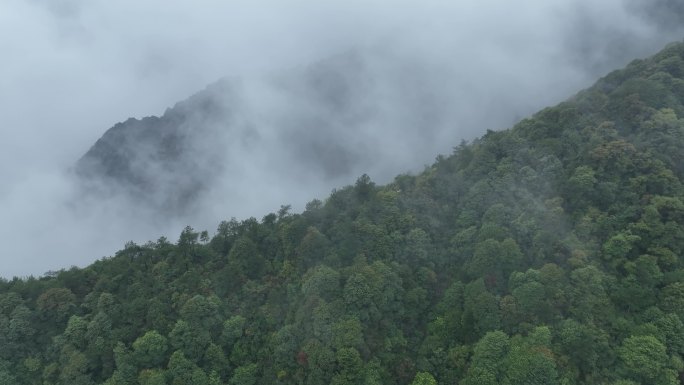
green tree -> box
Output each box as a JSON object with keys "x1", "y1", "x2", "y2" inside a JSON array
[
  {"x1": 569, "y1": 266, "x2": 612, "y2": 323},
  {"x1": 0, "y1": 370, "x2": 16, "y2": 385},
  {"x1": 660, "y1": 282, "x2": 684, "y2": 321},
  {"x1": 229, "y1": 363, "x2": 258, "y2": 385},
  {"x1": 619, "y1": 335, "x2": 671, "y2": 384},
  {"x1": 302, "y1": 265, "x2": 340, "y2": 301},
  {"x1": 58, "y1": 349, "x2": 94, "y2": 385},
  {"x1": 506, "y1": 327, "x2": 558, "y2": 385},
  {"x1": 467, "y1": 238, "x2": 523, "y2": 291},
  {"x1": 228, "y1": 236, "x2": 265, "y2": 280},
  {"x1": 556, "y1": 319, "x2": 611, "y2": 380},
  {"x1": 204, "y1": 342, "x2": 229, "y2": 378},
  {"x1": 132, "y1": 330, "x2": 168, "y2": 368},
  {"x1": 169, "y1": 320, "x2": 210, "y2": 362},
  {"x1": 462, "y1": 331, "x2": 509, "y2": 385},
  {"x1": 167, "y1": 350, "x2": 208, "y2": 385},
  {"x1": 180, "y1": 295, "x2": 222, "y2": 333},
  {"x1": 331, "y1": 316, "x2": 363, "y2": 351},
  {"x1": 410, "y1": 371, "x2": 437, "y2": 385},
  {"x1": 331, "y1": 347, "x2": 363, "y2": 385},
  {"x1": 63, "y1": 315, "x2": 88, "y2": 349},
  {"x1": 36, "y1": 288, "x2": 75, "y2": 323},
  {"x1": 222, "y1": 315, "x2": 246, "y2": 349},
  {"x1": 138, "y1": 369, "x2": 166, "y2": 385},
  {"x1": 462, "y1": 279, "x2": 501, "y2": 339}
]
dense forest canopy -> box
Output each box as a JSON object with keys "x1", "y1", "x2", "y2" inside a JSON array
[{"x1": 2, "y1": 41, "x2": 684, "y2": 384}]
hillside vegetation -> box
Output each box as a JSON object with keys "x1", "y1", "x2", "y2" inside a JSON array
[{"x1": 3, "y1": 42, "x2": 684, "y2": 385}]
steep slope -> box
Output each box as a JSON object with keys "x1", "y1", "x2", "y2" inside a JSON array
[{"x1": 3, "y1": 42, "x2": 684, "y2": 385}]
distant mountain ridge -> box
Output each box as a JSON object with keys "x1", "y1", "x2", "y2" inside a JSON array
[
  {"x1": 74, "y1": 51, "x2": 425, "y2": 214},
  {"x1": 75, "y1": 79, "x2": 238, "y2": 212}
]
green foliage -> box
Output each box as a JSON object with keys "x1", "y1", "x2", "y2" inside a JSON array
[
  {"x1": 138, "y1": 369, "x2": 166, "y2": 385},
  {"x1": 3, "y1": 41, "x2": 684, "y2": 385},
  {"x1": 302, "y1": 265, "x2": 340, "y2": 301},
  {"x1": 506, "y1": 328, "x2": 558, "y2": 385},
  {"x1": 132, "y1": 330, "x2": 168, "y2": 368},
  {"x1": 169, "y1": 319, "x2": 210, "y2": 362},
  {"x1": 0, "y1": 371, "x2": 16, "y2": 385},
  {"x1": 618, "y1": 335, "x2": 674, "y2": 384},
  {"x1": 36, "y1": 287, "x2": 75, "y2": 323},
  {"x1": 229, "y1": 363, "x2": 258, "y2": 385},
  {"x1": 180, "y1": 294, "x2": 222, "y2": 331},
  {"x1": 167, "y1": 350, "x2": 208, "y2": 385},
  {"x1": 410, "y1": 371, "x2": 437, "y2": 385},
  {"x1": 463, "y1": 330, "x2": 510, "y2": 385},
  {"x1": 222, "y1": 315, "x2": 246, "y2": 347}
]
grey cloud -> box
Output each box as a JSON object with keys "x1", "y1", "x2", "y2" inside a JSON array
[{"x1": 0, "y1": 0, "x2": 683, "y2": 277}]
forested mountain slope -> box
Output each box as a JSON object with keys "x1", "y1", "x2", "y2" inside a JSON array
[{"x1": 3, "y1": 41, "x2": 684, "y2": 385}]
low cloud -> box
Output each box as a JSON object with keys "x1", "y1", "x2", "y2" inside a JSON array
[{"x1": 0, "y1": 0, "x2": 682, "y2": 277}]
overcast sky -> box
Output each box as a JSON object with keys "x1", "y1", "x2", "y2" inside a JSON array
[{"x1": 0, "y1": 0, "x2": 682, "y2": 277}]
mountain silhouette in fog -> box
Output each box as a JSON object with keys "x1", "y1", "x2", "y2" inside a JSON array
[{"x1": 75, "y1": 51, "x2": 452, "y2": 215}]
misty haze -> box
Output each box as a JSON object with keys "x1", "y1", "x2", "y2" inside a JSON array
[
  {"x1": 3, "y1": 1, "x2": 684, "y2": 384},
  {"x1": 1, "y1": 0, "x2": 683, "y2": 277}
]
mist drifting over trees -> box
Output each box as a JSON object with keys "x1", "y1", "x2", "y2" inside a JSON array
[
  {"x1": 2, "y1": 40, "x2": 684, "y2": 384},
  {"x1": 1, "y1": 0, "x2": 683, "y2": 276}
]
